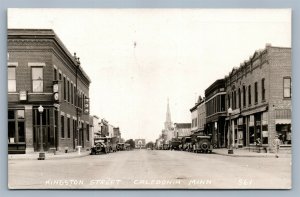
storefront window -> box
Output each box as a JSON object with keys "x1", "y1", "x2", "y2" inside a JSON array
[
  {"x1": 262, "y1": 125, "x2": 268, "y2": 144},
  {"x1": 17, "y1": 110, "x2": 25, "y2": 119},
  {"x1": 249, "y1": 127, "x2": 255, "y2": 144},
  {"x1": 276, "y1": 124, "x2": 291, "y2": 144},
  {"x1": 8, "y1": 109, "x2": 25, "y2": 143},
  {"x1": 18, "y1": 122, "x2": 25, "y2": 142},
  {"x1": 8, "y1": 110, "x2": 15, "y2": 119},
  {"x1": 8, "y1": 121, "x2": 15, "y2": 143}
]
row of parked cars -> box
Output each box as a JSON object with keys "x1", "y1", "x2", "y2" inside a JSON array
[
  {"x1": 160, "y1": 135, "x2": 213, "y2": 153},
  {"x1": 91, "y1": 137, "x2": 130, "y2": 155}
]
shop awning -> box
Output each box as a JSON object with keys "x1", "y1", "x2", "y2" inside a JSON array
[
  {"x1": 241, "y1": 106, "x2": 268, "y2": 116},
  {"x1": 225, "y1": 114, "x2": 241, "y2": 120},
  {"x1": 275, "y1": 119, "x2": 291, "y2": 125}
]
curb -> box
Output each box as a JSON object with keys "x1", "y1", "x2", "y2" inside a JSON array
[
  {"x1": 213, "y1": 152, "x2": 271, "y2": 158},
  {"x1": 212, "y1": 152, "x2": 290, "y2": 158},
  {"x1": 8, "y1": 152, "x2": 91, "y2": 161}
]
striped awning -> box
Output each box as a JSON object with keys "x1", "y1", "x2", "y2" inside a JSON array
[{"x1": 275, "y1": 119, "x2": 291, "y2": 125}]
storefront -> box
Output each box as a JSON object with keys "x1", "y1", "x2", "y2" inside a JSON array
[{"x1": 8, "y1": 109, "x2": 26, "y2": 154}]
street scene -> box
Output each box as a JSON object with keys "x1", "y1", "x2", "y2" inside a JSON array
[
  {"x1": 7, "y1": 9, "x2": 292, "y2": 189},
  {"x1": 9, "y1": 149, "x2": 291, "y2": 189}
]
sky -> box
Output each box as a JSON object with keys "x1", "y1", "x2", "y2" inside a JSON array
[{"x1": 8, "y1": 9, "x2": 291, "y2": 142}]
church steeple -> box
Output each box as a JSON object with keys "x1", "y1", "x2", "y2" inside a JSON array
[{"x1": 164, "y1": 98, "x2": 173, "y2": 130}]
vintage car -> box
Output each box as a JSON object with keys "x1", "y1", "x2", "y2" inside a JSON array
[
  {"x1": 116, "y1": 143, "x2": 125, "y2": 151},
  {"x1": 182, "y1": 137, "x2": 192, "y2": 151},
  {"x1": 195, "y1": 136, "x2": 213, "y2": 153},
  {"x1": 170, "y1": 139, "x2": 181, "y2": 150},
  {"x1": 91, "y1": 140, "x2": 109, "y2": 155}
]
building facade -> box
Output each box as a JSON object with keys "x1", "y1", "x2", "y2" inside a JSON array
[
  {"x1": 113, "y1": 127, "x2": 121, "y2": 141},
  {"x1": 174, "y1": 123, "x2": 192, "y2": 138},
  {"x1": 190, "y1": 96, "x2": 206, "y2": 135},
  {"x1": 135, "y1": 139, "x2": 146, "y2": 148},
  {"x1": 91, "y1": 115, "x2": 101, "y2": 146},
  {"x1": 8, "y1": 29, "x2": 92, "y2": 154},
  {"x1": 205, "y1": 79, "x2": 226, "y2": 148},
  {"x1": 224, "y1": 45, "x2": 291, "y2": 150}
]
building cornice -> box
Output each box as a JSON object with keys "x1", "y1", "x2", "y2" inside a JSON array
[{"x1": 8, "y1": 29, "x2": 91, "y2": 84}]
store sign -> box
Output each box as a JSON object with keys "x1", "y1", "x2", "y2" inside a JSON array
[
  {"x1": 232, "y1": 108, "x2": 240, "y2": 115},
  {"x1": 19, "y1": 91, "x2": 27, "y2": 101}
]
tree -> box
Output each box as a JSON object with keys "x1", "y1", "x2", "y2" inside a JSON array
[
  {"x1": 125, "y1": 139, "x2": 135, "y2": 149},
  {"x1": 146, "y1": 141, "x2": 154, "y2": 149}
]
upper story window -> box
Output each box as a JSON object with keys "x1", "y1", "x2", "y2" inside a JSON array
[
  {"x1": 59, "y1": 72, "x2": 62, "y2": 81},
  {"x1": 61, "y1": 115, "x2": 65, "y2": 138},
  {"x1": 227, "y1": 94, "x2": 231, "y2": 108},
  {"x1": 238, "y1": 88, "x2": 241, "y2": 109},
  {"x1": 261, "y1": 78, "x2": 265, "y2": 101},
  {"x1": 248, "y1": 85, "x2": 252, "y2": 106},
  {"x1": 283, "y1": 77, "x2": 291, "y2": 98},
  {"x1": 71, "y1": 83, "x2": 73, "y2": 105},
  {"x1": 32, "y1": 67, "x2": 43, "y2": 92},
  {"x1": 8, "y1": 67, "x2": 16, "y2": 92},
  {"x1": 54, "y1": 68, "x2": 57, "y2": 81},
  {"x1": 63, "y1": 77, "x2": 66, "y2": 100},
  {"x1": 67, "y1": 80, "x2": 70, "y2": 102},
  {"x1": 254, "y1": 82, "x2": 258, "y2": 104},
  {"x1": 232, "y1": 91, "x2": 236, "y2": 109},
  {"x1": 243, "y1": 86, "x2": 246, "y2": 107}
]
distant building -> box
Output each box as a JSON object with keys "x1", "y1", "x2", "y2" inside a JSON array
[
  {"x1": 205, "y1": 79, "x2": 226, "y2": 148},
  {"x1": 91, "y1": 115, "x2": 101, "y2": 146},
  {"x1": 174, "y1": 123, "x2": 192, "y2": 138},
  {"x1": 99, "y1": 118, "x2": 109, "y2": 137},
  {"x1": 135, "y1": 139, "x2": 146, "y2": 148},
  {"x1": 190, "y1": 96, "x2": 206, "y2": 135},
  {"x1": 108, "y1": 124, "x2": 114, "y2": 138},
  {"x1": 224, "y1": 44, "x2": 291, "y2": 150},
  {"x1": 113, "y1": 127, "x2": 121, "y2": 142}
]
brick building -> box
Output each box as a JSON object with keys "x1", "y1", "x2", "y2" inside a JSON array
[
  {"x1": 224, "y1": 44, "x2": 291, "y2": 150},
  {"x1": 205, "y1": 79, "x2": 226, "y2": 148},
  {"x1": 8, "y1": 29, "x2": 92, "y2": 154}
]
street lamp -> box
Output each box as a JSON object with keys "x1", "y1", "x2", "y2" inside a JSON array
[
  {"x1": 228, "y1": 107, "x2": 234, "y2": 154},
  {"x1": 38, "y1": 105, "x2": 45, "y2": 160},
  {"x1": 74, "y1": 53, "x2": 80, "y2": 147}
]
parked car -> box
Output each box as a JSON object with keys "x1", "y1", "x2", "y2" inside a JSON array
[
  {"x1": 170, "y1": 139, "x2": 181, "y2": 150},
  {"x1": 117, "y1": 143, "x2": 125, "y2": 151},
  {"x1": 195, "y1": 136, "x2": 213, "y2": 153},
  {"x1": 91, "y1": 140, "x2": 109, "y2": 155}
]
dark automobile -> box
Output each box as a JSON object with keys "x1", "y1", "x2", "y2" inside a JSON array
[
  {"x1": 91, "y1": 140, "x2": 109, "y2": 155},
  {"x1": 117, "y1": 143, "x2": 125, "y2": 151},
  {"x1": 195, "y1": 136, "x2": 213, "y2": 153},
  {"x1": 170, "y1": 139, "x2": 181, "y2": 150},
  {"x1": 182, "y1": 137, "x2": 192, "y2": 151}
]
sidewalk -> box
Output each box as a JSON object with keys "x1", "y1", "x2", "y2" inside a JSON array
[
  {"x1": 212, "y1": 148, "x2": 291, "y2": 158},
  {"x1": 8, "y1": 150, "x2": 91, "y2": 160}
]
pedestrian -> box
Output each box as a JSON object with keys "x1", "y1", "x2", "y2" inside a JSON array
[
  {"x1": 193, "y1": 144, "x2": 196, "y2": 153},
  {"x1": 272, "y1": 135, "x2": 281, "y2": 158}
]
